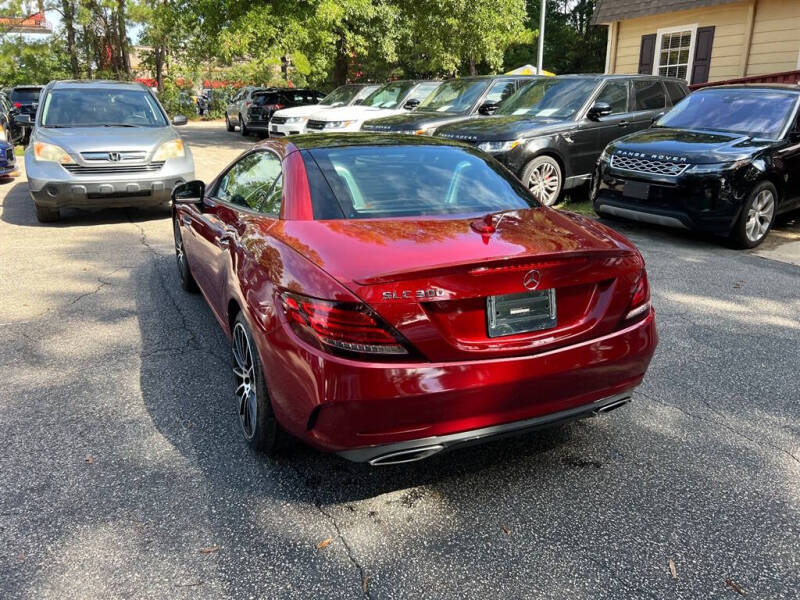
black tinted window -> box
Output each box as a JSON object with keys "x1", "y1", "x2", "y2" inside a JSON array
[
  {"x1": 634, "y1": 80, "x2": 667, "y2": 110},
  {"x1": 484, "y1": 80, "x2": 518, "y2": 105},
  {"x1": 306, "y1": 145, "x2": 537, "y2": 220},
  {"x1": 215, "y1": 151, "x2": 282, "y2": 215},
  {"x1": 253, "y1": 93, "x2": 287, "y2": 106},
  {"x1": 10, "y1": 88, "x2": 40, "y2": 102},
  {"x1": 665, "y1": 81, "x2": 687, "y2": 105},
  {"x1": 657, "y1": 89, "x2": 799, "y2": 139},
  {"x1": 595, "y1": 80, "x2": 629, "y2": 114}
]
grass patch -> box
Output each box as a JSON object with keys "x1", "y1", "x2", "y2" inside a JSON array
[{"x1": 554, "y1": 188, "x2": 597, "y2": 217}]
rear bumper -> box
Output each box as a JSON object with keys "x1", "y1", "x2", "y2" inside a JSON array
[
  {"x1": 339, "y1": 391, "x2": 633, "y2": 465},
  {"x1": 259, "y1": 308, "x2": 657, "y2": 460},
  {"x1": 246, "y1": 120, "x2": 270, "y2": 133}
]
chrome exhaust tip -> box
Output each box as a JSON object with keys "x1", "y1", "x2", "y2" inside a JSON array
[
  {"x1": 594, "y1": 397, "x2": 631, "y2": 415},
  {"x1": 368, "y1": 445, "x2": 445, "y2": 466}
]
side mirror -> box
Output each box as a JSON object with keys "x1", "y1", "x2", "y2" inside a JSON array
[
  {"x1": 172, "y1": 180, "x2": 205, "y2": 206},
  {"x1": 587, "y1": 101, "x2": 612, "y2": 121},
  {"x1": 172, "y1": 114, "x2": 188, "y2": 126},
  {"x1": 403, "y1": 98, "x2": 421, "y2": 110},
  {"x1": 353, "y1": 98, "x2": 364, "y2": 105},
  {"x1": 478, "y1": 102, "x2": 499, "y2": 116},
  {"x1": 14, "y1": 114, "x2": 32, "y2": 126}
]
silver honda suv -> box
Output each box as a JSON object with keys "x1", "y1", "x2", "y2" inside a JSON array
[{"x1": 23, "y1": 80, "x2": 194, "y2": 222}]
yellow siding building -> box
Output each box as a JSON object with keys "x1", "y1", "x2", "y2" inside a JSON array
[{"x1": 594, "y1": 0, "x2": 800, "y2": 85}]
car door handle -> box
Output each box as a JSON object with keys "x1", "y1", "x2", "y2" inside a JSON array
[{"x1": 617, "y1": 121, "x2": 630, "y2": 127}]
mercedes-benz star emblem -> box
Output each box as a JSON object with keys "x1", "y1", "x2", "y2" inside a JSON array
[
  {"x1": 523, "y1": 269, "x2": 541, "y2": 291},
  {"x1": 108, "y1": 152, "x2": 121, "y2": 162}
]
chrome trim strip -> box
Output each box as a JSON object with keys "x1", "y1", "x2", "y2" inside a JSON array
[
  {"x1": 595, "y1": 204, "x2": 689, "y2": 229},
  {"x1": 337, "y1": 390, "x2": 634, "y2": 465}
]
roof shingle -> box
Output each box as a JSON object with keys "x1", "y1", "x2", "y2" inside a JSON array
[{"x1": 593, "y1": 0, "x2": 741, "y2": 24}]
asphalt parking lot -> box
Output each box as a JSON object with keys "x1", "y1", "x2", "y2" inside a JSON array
[{"x1": 1, "y1": 121, "x2": 798, "y2": 600}]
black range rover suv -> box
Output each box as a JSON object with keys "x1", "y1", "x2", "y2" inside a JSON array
[
  {"x1": 593, "y1": 85, "x2": 800, "y2": 248},
  {"x1": 360, "y1": 75, "x2": 538, "y2": 136},
  {"x1": 434, "y1": 75, "x2": 687, "y2": 205}
]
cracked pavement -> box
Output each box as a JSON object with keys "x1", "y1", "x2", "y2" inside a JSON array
[{"x1": 1, "y1": 122, "x2": 798, "y2": 599}]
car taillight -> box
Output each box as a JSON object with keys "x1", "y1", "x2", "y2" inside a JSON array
[
  {"x1": 624, "y1": 270, "x2": 651, "y2": 322},
  {"x1": 13, "y1": 102, "x2": 21, "y2": 108},
  {"x1": 280, "y1": 292, "x2": 410, "y2": 358}
]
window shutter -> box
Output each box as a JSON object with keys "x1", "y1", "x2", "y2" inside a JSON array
[
  {"x1": 691, "y1": 26, "x2": 716, "y2": 84},
  {"x1": 638, "y1": 34, "x2": 657, "y2": 74}
]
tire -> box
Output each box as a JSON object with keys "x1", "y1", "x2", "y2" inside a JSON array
[
  {"x1": 521, "y1": 155, "x2": 563, "y2": 207},
  {"x1": 35, "y1": 203, "x2": 59, "y2": 222},
  {"x1": 225, "y1": 114, "x2": 234, "y2": 132},
  {"x1": 239, "y1": 115, "x2": 249, "y2": 137},
  {"x1": 231, "y1": 312, "x2": 283, "y2": 453},
  {"x1": 172, "y1": 216, "x2": 198, "y2": 292},
  {"x1": 730, "y1": 181, "x2": 777, "y2": 249}
]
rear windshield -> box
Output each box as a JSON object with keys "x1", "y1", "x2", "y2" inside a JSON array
[
  {"x1": 305, "y1": 145, "x2": 538, "y2": 219},
  {"x1": 41, "y1": 88, "x2": 168, "y2": 127},
  {"x1": 418, "y1": 79, "x2": 490, "y2": 114},
  {"x1": 656, "y1": 89, "x2": 799, "y2": 139},
  {"x1": 496, "y1": 78, "x2": 597, "y2": 119},
  {"x1": 252, "y1": 92, "x2": 285, "y2": 106},
  {"x1": 10, "y1": 88, "x2": 41, "y2": 102}
]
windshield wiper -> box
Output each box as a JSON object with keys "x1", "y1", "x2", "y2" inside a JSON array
[{"x1": 103, "y1": 123, "x2": 139, "y2": 128}]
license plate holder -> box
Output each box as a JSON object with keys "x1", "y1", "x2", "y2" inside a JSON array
[
  {"x1": 486, "y1": 289, "x2": 557, "y2": 338},
  {"x1": 624, "y1": 180, "x2": 650, "y2": 200}
]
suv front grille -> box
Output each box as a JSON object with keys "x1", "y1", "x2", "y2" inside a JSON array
[
  {"x1": 306, "y1": 120, "x2": 326, "y2": 131},
  {"x1": 63, "y1": 162, "x2": 165, "y2": 174},
  {"x1": 270, "y1": 116, "x2": 286, "y2": 124},
  {"x1": 610, "y1": 155, "x2": 689, "y2": 177}
]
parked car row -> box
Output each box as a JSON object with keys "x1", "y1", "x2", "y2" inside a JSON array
[{"x1": 239, "y1": 74, "x2": 799, "y2": 248}]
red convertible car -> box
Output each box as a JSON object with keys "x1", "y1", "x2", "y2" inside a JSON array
[{"x1": 172, "y1": 134, "x2": 657, "y2": 465}]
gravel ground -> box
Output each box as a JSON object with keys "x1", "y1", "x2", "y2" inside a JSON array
[{"x1": 1, "y1": 121, "x2": 798, "y2": 599}]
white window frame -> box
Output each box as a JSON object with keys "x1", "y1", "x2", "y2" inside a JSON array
[{"x1": 652, "y1": 24, "x2": 698, "y2": 83}]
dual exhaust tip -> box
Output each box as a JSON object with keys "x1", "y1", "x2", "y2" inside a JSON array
[{"x1": 367, "y1": 397, "x2": 632, "y2": 466}]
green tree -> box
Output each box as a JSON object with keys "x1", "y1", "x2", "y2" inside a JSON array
[
  {"x1": 0, "y1": 36, "x2": 71, "y2": 85},
  {"x1": 504, "y1": 0, "x2": 606, "y2": 74}
]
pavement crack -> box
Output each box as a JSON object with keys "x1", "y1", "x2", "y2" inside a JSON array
[
  {"x1": 286, "y1": 464, "x2": 372, "y2": 599},
  {"x1": 639, "y1": 391, "x2": 800, "y2": 465},
  {"x1": 127, "y1": 213, "x2": 228, "y2": 366}
]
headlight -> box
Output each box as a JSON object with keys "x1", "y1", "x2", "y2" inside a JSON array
[
  {"x1": 324, "y1": 121, "x2": 354, "y2": 129},
  {"x1": 687, "y1": 160, "x2": 748, "y2": 173},
  {"x1": 33, "y1": 141, "x2": 74, "y2": 164},
  {"x1": 284, "y1": 116, "x2": 305, "y2": 124},
  {"x1": 477, "y1": 140, "x2": 521, "y2": 153},
  {"x1": 153, "y1": 138, "x2": 185, "y2": 161},
  {"x1": 599, "y1": 147, "x2": 612, "y2": 163}
]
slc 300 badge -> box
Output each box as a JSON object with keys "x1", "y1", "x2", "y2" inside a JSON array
[{"x1": 382, "y1": 289, "x2": 446, "y2": 300}]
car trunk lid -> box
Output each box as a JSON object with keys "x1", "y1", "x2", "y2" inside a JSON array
[{"x1": 273, "y1": 208, "x2": 644, "y2": 361}]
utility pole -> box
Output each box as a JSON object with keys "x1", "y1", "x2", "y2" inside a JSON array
[{"x1": 537, "y1": 0, "x2": 546, "y2": 74}]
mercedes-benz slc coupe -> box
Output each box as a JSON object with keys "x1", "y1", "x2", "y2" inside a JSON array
[
  {"x1": 593, "y1": 85, "x2": 800, "y2": 248},
  {"x1": 171, "y1": 134, "x2": 657, "y2": 465},
  {"x1": 24, "y1": 80, "x2": 193, "y2": 222}
]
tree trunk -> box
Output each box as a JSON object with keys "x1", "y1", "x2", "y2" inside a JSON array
[
  {"x1": 333, "y1": 31, "x2": 348, "y2": 85},
  {"x1": 154, "y1": 45, "x2": 165, "y2": 93},
  {"x1": 82, "y1": 24, "x2": 93, "y2": 78},
  {"x1": 469, "y1": 56, "x2": 477, "y2": 76},
  {"x1": 116, "y1": 0, "x2": 131, "y2": 77},
  {"x1": 61, "y1": 0, "x2": 80, "y2": 78}
]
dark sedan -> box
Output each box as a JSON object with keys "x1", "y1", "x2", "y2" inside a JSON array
[
  {"x1": 593, "y1": 85, "x2": 800, "y2": 248},
  {"x1": 360, "y1": 75, "x2": 537, "y2": 136},
  {"x1": 435, "y1": 75, "x2": 687, "y2": 206},
  {"x1": 9, "y1": 85, "x2": 42, "y2": 143}
]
